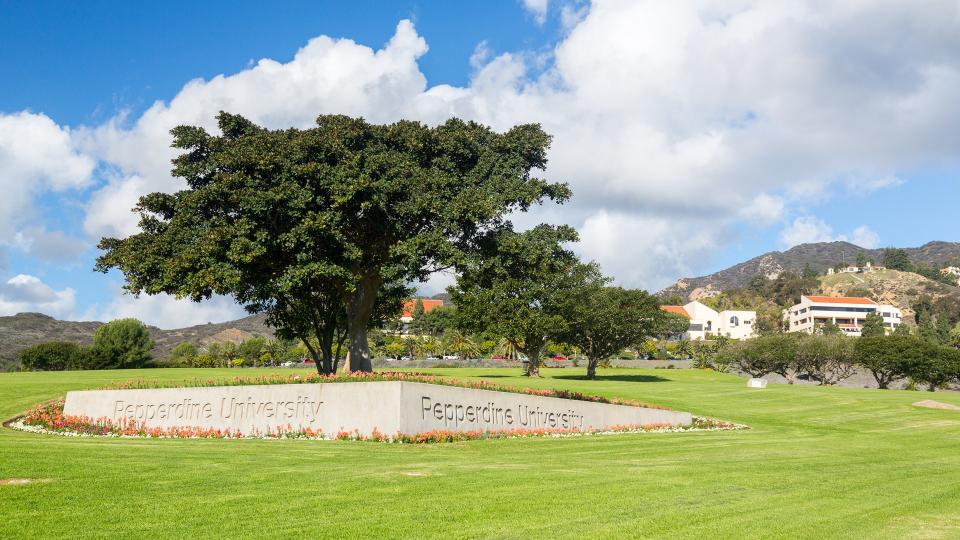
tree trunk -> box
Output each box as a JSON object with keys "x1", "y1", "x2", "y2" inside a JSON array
[
  {"x1": 301, "y1": 340, "x2": 328, "y2": 376},
  {"x1": 345, "y1": 276, "x2": 380, "y2": 372},
  {"x1": 586, "y1": 358, "x2": 598, "y2": 380},
  {"x1": 523, "y1": 340, "x2": 543, "y2": 377}
]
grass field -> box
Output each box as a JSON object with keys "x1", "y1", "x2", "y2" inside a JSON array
[{"x1": 1, "y1": 367, "x2": 960, "y2": 539}]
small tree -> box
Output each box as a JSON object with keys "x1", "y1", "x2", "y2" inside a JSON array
[
  {"x1": 950, "y1": 322, "x2": 960, "y2": 348},
  {"x1": 90, "y1": 318, "x2": 154, "y2": 369},
  {"x1": 561, "y1": 286, "x2": 662, "y2": 379},
  {"x1": 907, "y1": 344, "x2": 958, "y2": 392},
  {"x1": 169, "y1": 342, "x2": 198, "y2": 365},
  {"x1": 735, "y1": 334, "x2": 797, "y2": 380},
  {"x1": 860, "y1": 312, "x2": 886, "y2": 338},
  {"x1": 412, "y1": 299, "x2": 426, "y2": 323},
  {"x1": 817, "y1": 320, "x2": 843, "y2": 336},
  {"x1": 451, "y1": 225, "x2": 596, "y2": 377},
  {"x1": 854, "y1": 335, "x2": 917, "y2": 389},
  {"x1": 796, "y1": 335, "x2": 856, "y2": 385}
]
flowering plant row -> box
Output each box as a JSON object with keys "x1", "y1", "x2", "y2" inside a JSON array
[
  {"x1": 16, "y1": 400, "x2": 742, "y2": 442},
  {"x1": 106, "y1": 370, "x2": 672, "y2": 410}
]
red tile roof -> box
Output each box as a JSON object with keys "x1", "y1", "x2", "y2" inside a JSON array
[
  {"x1": 805, "y1": 296, "x2": 876, "y2": 305},
  {"x1": 660, "y1": 305, "x2": 691, "y2": 318},
  {"x1": 402, "y1": 298, "x2": 445, "y2": 318}
]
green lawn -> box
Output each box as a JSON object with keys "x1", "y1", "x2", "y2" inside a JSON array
[{"x1": 1, "y1": 367, "x2": 959, "y2": 539}]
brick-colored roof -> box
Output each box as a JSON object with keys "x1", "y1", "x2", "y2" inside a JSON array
[
  {"x1": 660, "y1": 305, "x2": 691, "y2": 318},
  {"x1": 805, "y1": 295, "x2": 876, "y2": 305},
  {"x1": 402, "y1": 298, "x2": 445, "y2": 318}
]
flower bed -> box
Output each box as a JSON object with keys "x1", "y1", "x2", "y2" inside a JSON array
[
  {"x1": 105, "y1": 371, "x2": 672, "y2": 410},
  {"x1": 15, "y1": 400, "x2": 743, "y2": 442}
]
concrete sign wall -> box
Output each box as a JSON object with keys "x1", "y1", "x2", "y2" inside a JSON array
[{"x1": 63, "y1": 381, "x2": 692, "y2": 437}]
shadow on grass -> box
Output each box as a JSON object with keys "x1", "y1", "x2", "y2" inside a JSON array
[{"x1": 551, "y1": 374, "x2": 671, "y2": 383}]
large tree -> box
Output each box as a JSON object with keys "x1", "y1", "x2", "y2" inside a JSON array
[
  {"x1": 96, "y1": 112, "x2": 568, "y2": 372},
  {"x1": 562, "y1": 286, "x2": 663, "y2": 379},
  {"x1": 450, "y1": 224, "x2": 595, "y2": 377}
]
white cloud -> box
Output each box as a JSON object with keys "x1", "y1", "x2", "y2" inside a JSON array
[
  {"x1": 577, "y1": 210, "x2": 719, "y2": 290},
  {"x1": 94, "y1": 289, "x2": 247, "y2": 329},
  {"x1": 0, "y1": 112, "x2": 94, "y2": 239},
  {"x1": 13, "y1": 228, "x2": 89, "y2": 263},
  {"x1": 0, "y1": 274, "x2": 76, "y2": 318},
  {"x1": 78, "y1": 20, "x2": 430, "y2": 238},
  {"x1": 851, "y1": 225, "x2": 880, "y2": 249},
  {"x1": 9, "y1": 0, "x2": 956, "y2": 313},
  {"x1": 521, "y1": 0, "x2": 549, "y2": 24},
  {"x1": 779, "y1": 217, "x2": 881, "y2": 249},
  {"x1": 779, "y1": 216, "x2": 836, "y2": 248}
]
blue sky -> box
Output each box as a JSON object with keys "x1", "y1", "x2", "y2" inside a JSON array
[{"x1": 1, "y1": 1, "x2": 958, "y2": 327}]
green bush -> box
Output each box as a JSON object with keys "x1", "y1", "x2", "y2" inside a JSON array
[
  {"x1": 854, "y1": 335, "x2": 929, "y2": 389},
  {"x1": 89, "y1": 318, "x2": 155, "y2": 369},
  {"x1": 18, "y1": 342, "x2": 90, "y2": 371}
]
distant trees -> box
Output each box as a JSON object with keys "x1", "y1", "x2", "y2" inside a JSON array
[
  {"x1": 19, "y1": 342, "x2": 89, "y2": 371},
  {"x1": 408, "y1": 306, "x2": 456, "y2": 337},
  {"x1": 747, "y1": 271, "x2": 819, "y2": 306},
  {"x1": 19, "y1": 318, "x2": 155, "y2": 371},
  {"x1": 882, "y1": 248, "x2": 911, "y2": 271},
  {"x1": 714, "y1": 333, "x2": 960, "y2": 391}
]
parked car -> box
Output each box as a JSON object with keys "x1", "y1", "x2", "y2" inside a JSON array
[
  {"x1": 442, "y1": 355, "x2": 459, "y2": 360},
  {"x1": 400, "y1": 356, "x2": 412, "y2": 361},
  {"x1": 280, "y1": 361, "x2": 295, "y2": 367},
  {"x1": 490, "y1": 354, "x2": 506, "y2": 360},
  {"x1": 550, "y1": 356, "x2": 568, "y2": 361},
  {"x1": 426, "y1": 356, "x2": 440, "y2": 361}
]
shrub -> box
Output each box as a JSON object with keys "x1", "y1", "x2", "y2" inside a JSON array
[
  {"x1": 90, "y1": 318, "x2": 154, "y2": 369},
  {"x1": 18, "y1": 342, "x2": 90, "y2": 371}
]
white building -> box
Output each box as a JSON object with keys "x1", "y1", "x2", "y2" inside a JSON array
[
  {"x1": 785, "y1": 295, "x2": 902, "y2": 336},
  {"x1": 826, "y1": 262, "x2": 884, "y2": 275},
  {"x1": 660, "y1": 301, "x2": 757, "y2": 340}
]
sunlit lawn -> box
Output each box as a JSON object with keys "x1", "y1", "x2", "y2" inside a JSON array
[{"x1": 1, "y1": 366, "x2": 959, "y2": 539}]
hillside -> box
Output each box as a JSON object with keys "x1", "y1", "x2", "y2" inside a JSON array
[
  {"x1": 659, "y1": 241, "x2": 960, "y2": 301},
  {"x1": 0, "y1": 312, "x2": 275, "y2": 372},
  {"x1": 818, "y1": 268, "x2": 960, "y2": 323}
]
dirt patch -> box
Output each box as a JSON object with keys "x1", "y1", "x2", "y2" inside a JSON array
[
  {"x1": 913, "y1": 400, "x2": 960, "y2": 411},
  {"x1": 0, "y1": 478, "x2": 52, "y2": 486}
]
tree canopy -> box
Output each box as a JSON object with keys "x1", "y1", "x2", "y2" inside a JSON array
[
  {"x1": 450, "y1": 224, "x2": 597, "y2": 376},
  {"x1": 561, "y1": 286, "x2": 663, "y2": 379},
  {"x1": 96, "y1": 112, "x2": 568, "y2": 373}
]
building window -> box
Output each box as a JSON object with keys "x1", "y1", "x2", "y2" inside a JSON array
[{"x1": 730, "y1": 316, "x2": 739, "y2": 327}]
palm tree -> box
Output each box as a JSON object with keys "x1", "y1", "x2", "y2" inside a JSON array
[
  {"x1": 445, "y1": 330, "x2": 479, "y2": 359},
  {"x1": 495, "y1": 338, "x2": 523, "y2": 361}
]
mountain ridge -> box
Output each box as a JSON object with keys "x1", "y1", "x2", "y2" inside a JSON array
[
  {"x1": 0, "y1": 312, "x2": 275, "y2": 372},
  {"x1": 659, "y1": 240, "x2": 960, "y2": 301}
]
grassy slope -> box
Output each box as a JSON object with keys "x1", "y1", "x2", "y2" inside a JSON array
[{"x1": 1, "y1": 368, "x2": 959, "y2": 539}]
